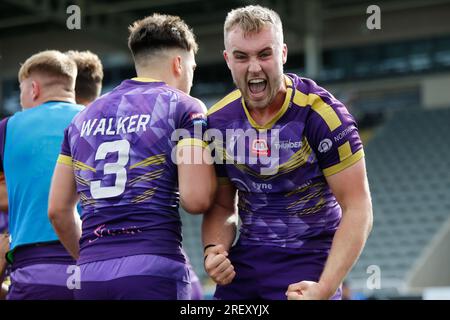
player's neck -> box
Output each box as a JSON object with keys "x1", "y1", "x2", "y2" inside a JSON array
[
  {"x1": 25, "y1": 93, "x2": 75, "y2": 109},
  {"x1": 136, "y1": 71, "x2": 163, "y2": 81},
  {"x1": 136, "y1": 65, "x2": 174, "y2": 87}
]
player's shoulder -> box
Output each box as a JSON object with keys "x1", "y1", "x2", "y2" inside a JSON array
[
  {"x1": 62, "y1": 103, "x2": 85, "y2": 126},
  {"x1": 207, "y1": 89, "x2": 241, "y2": 117},
  {"x1": 62, "y1": 105, "x2": 84, "y2": 128},
  {"x1": 289, "y1": 74, "x2": 354, "y2": 133},
  {"x1": 53, "y1": 101, "x2": 84, "y2": 113},
  {"x1": 167, "y1": 87, "x2": 208, "y2": 115},
  {"x1": 74, "y1": 80, "x2": 127, "y2": 119},
  {"x1": 70, "y1": 100, "x2": 106, "y2": 130},
  {"x1": 71, "y1": 101, "x2": 92, "y2": 121},
  {"x1": 290, "y1": 74, "x2": 344, "y2": 113}
]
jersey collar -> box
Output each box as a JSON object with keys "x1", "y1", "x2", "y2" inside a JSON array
[
  {"x1": 241, "y1": 74, "x2": 294, "y2": 130},
  {"x1": 131, "y1": 77, "x2": 163, "y2": 83}
]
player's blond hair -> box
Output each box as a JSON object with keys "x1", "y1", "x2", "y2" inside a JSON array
[
  {"x1": 66, "y1": 50, "x2": 103, "y2": 104},
  {"x1": 18, "y1": 50, "x2": 77, "y2": 88},
  {"x1": 224, "y1": 5, "x2": 284, "y2": 45}
]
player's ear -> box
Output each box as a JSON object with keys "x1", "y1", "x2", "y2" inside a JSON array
[
  {"x1": 31, "y1": 80, "x2": 40, "y2": 101},
  {"x1": 223, "y1": 50, "x2": 231, "y2": 69},
  {"x1": 172, "y1": 55, "x2": 183, "y2": 77},
  {"x1": 282, "y1": 43, "x2": 288, "y2": 65}
]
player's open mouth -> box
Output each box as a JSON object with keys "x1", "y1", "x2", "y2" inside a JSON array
[{"x1": 248, "y1": 79, "x2": 267, "y2": 95}]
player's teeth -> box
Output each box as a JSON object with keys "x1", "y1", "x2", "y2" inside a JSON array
[
  {"x1": 249, "y1": 79, "x2": 265, "y2": 84},
  {"x1": 248, "y1": 79, "x2": 267, "y2": 94}
]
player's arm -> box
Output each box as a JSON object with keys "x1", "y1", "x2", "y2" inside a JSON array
[
  {"x1": 0, "y1": 173, "x2": 9, "y2": 289},
  {"x1": 177, "y1": 98, "x2": 217, "y2": 214},
  {"x1": 0, "y1": 283, "x2": 8, "y2": 300},
  {"x1": 202, "y1": 182, "x2": 238, "y2": 285},
  {"x1": 287, "y1": 158, "x2": 373, "y2": 300},
  {"x1": 48, "y1": 162, "x2": 81, "y2": 260},
  {"x1": 177, "y1": 144, "x2": 217, "y2": 214},
  {"x1": 0, "y1": 231, "x2": 8, "y2": 286},
  {"x1": 0, "y1": 173, "x2": 7, "y2": 212}
]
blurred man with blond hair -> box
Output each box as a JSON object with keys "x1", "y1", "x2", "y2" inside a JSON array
[{"x1": 0, "y1": 50, "x2": 83, "y2": 299}]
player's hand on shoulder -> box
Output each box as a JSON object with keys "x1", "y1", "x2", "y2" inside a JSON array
[
  {"x1": 286, "y1": 281, "x2": 334, "y2": 300},
  {"x1": 204, "y1": 244, "x2": 235, "y2": 286}
]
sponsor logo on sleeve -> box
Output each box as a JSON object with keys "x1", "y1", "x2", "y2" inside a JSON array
[
  {"x1": 318, "y1": 138, "x2": 333, "y2": 153},
  {"x1": 190, "y1": 112, "x2": 207, "y2": 126},
  {"x1": 333, "y1": 126, "x2": 355, "y2": 143}
]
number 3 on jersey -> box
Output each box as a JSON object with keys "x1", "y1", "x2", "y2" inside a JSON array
[{"x1": 90, "y1": 139, "x2": 130, "y2": 199}]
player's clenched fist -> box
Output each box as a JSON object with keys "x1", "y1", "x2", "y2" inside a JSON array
[
  {"x1": 204, "y1": 244, "x2": 236, "y2": 286},
  {"x1": 286, "y1": 281, "x2": 333, "y2": 300}
]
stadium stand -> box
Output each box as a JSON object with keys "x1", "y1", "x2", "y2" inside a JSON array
[{"x1": 347, "y1": 107, "x2": 450, "y2": 298}]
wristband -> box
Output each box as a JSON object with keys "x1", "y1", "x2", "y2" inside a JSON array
[
  {"x1": 203, "y1": 244, "x2": 217, "y2": 253},
  {"x1": 203, "y1": 244, "x2": 217, "y2": 264}
]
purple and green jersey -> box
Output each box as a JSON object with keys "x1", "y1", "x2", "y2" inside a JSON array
[
  {"x1": 58, "y1": 78, "x2": 207, "y2": 265},
  {"x1": 208, "y1": 73, "x2": 364, "y2": 252}
]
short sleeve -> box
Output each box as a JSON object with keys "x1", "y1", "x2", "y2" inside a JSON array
[
  {"x1": 175, "y1": 97, "x2": 208, "y2": 149},
  {"x1": 304, "y1": 95, "x2": 364, "y2": 177},
  {"x1": 56, "y1": 126, "x2": 73, "y2": 167}
]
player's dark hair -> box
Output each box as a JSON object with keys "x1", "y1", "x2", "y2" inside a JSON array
[{"x1": 128, "y1": 13, "x2": 198, "y2": 62}]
